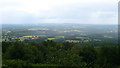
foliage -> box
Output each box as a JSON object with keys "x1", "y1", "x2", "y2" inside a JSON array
[{"x1": 2, "y1": 41, "x2": 120, "y2": 67}]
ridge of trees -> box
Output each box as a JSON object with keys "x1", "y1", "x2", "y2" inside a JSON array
[{"x1": 2, "y1": 40, "x2": 120, "y2": 68}]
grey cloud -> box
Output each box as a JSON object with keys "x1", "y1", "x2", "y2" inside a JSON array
[{"x1": 1, "y1": 1, "x2": 117, "y2": 24}]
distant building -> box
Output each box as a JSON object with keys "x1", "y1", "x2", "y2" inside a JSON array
[{"x1": 65, "y1": 40, "x2": 80, "y2": 43}]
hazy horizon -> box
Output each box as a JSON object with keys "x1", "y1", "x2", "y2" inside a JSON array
[{"x1": 1, "y1": 23, "x2": 118, "y2": 25}]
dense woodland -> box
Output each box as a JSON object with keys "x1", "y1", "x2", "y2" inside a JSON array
[{"x1": 2, "y1": 40, "x2": 120, "y2": 68}]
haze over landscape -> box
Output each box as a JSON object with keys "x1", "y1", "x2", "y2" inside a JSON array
[{"x1": 1, "y1": 0, "x2": 120, "y2": 67}]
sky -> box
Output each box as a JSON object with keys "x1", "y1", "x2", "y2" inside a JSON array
[{"x1": 0, "y1": 0, "x2": 119, "y2": 24}]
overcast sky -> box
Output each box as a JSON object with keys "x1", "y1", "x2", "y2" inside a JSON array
[{"x1": 0, "y1": 0, "x2": 119, "y2": 24}]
